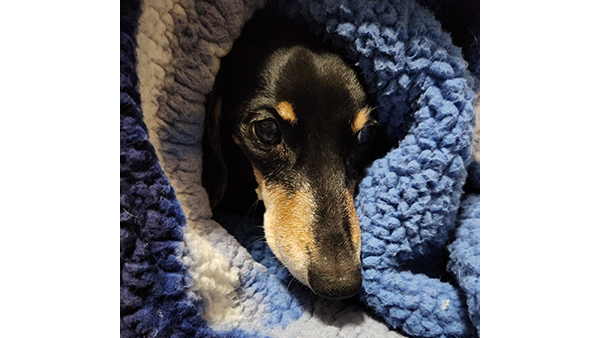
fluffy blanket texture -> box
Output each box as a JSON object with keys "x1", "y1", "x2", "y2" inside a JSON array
[{"x1": 120, "y1": 0, "x2": 480, "y2": 337}]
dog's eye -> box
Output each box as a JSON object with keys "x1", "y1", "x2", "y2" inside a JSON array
[
  {"x1": 252, "y1": 119, "x2": 281, "y2": 144},
  {"x1": 356, "y1": 125, "x2": 374, "y2": 145}
]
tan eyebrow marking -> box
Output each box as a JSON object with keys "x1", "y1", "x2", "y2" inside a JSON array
[
  {"x1": 276, "y1": 101, "x2": 297, "y2": 125},
  {"x1": 352, "y1": 108, "x2": 372, "y2": 133}
]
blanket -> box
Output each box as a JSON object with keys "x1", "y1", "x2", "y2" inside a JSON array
[{"x1": 121, "y1": 0, "x2": 480, "y2": 337}]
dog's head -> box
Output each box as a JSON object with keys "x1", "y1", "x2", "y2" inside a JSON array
[{"x1": 205, "y1": 45, "x2": 377, "y2": 299}]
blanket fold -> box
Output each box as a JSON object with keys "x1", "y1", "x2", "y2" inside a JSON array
[{"x1": 121, "y1": 0, "x2": 480, "y2": 337}]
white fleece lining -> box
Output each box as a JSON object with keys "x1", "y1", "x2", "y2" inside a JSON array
[{"x1": 182, "y1": 222, "x2": 243, "y2": 327}]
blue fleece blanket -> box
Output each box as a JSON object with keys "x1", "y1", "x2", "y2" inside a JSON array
[{"x1": 121, "y1": 0, "x2": 480, "y2": 337}]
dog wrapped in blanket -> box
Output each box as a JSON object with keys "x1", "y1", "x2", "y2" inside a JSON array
[{"x1": 123, "y1": 0, "x2": 480, "y2": 337}]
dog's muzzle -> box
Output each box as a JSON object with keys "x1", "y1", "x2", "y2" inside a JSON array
[{"x1": 257, "y1": 168, "x2": 363, "y2": 300}]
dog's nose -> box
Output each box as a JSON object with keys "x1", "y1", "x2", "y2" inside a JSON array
[{"x1": 308, "y1": 260, "x2": 362, "y2": 300}]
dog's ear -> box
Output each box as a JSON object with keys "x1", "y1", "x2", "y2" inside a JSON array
[{"x1": 202, "y1": 94, "x2": 228, "y2": 209}]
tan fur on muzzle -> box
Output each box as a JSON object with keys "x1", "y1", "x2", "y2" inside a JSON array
[{"x1": 253, "y1": 167, "x2": 361, "y2": 288}]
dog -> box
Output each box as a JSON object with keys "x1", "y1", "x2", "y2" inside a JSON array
[{"x1": 202, "y1": 8, "x2": 390, "y2": 300}]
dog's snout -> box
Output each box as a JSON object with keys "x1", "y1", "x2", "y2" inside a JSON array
[
  {"x1": 303, "y1": 179, "x2": 363, "y2": 299},
  {"x1": 308, "y1": 258, "x2": 362, "y2": 300}
]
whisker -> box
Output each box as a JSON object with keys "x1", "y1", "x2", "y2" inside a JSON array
[
  {"x1": 466, "y1": 26, "x2": 480, "y2": 50},
  {"x1": 273, "y1": 264, "x2": 289, "y2": 276},
  {"x1": 251, "y1": 198, "x2": 261, "y2": 220},
  {"x1": 287, "y1": 276, "x2": 297, "y2": 291},
  {"x1": 243, "y1": 198, "x2": 261, "y2": 223},
  {"x1": 248, "y1": 236, "x2": 267, "y2": 247}
]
